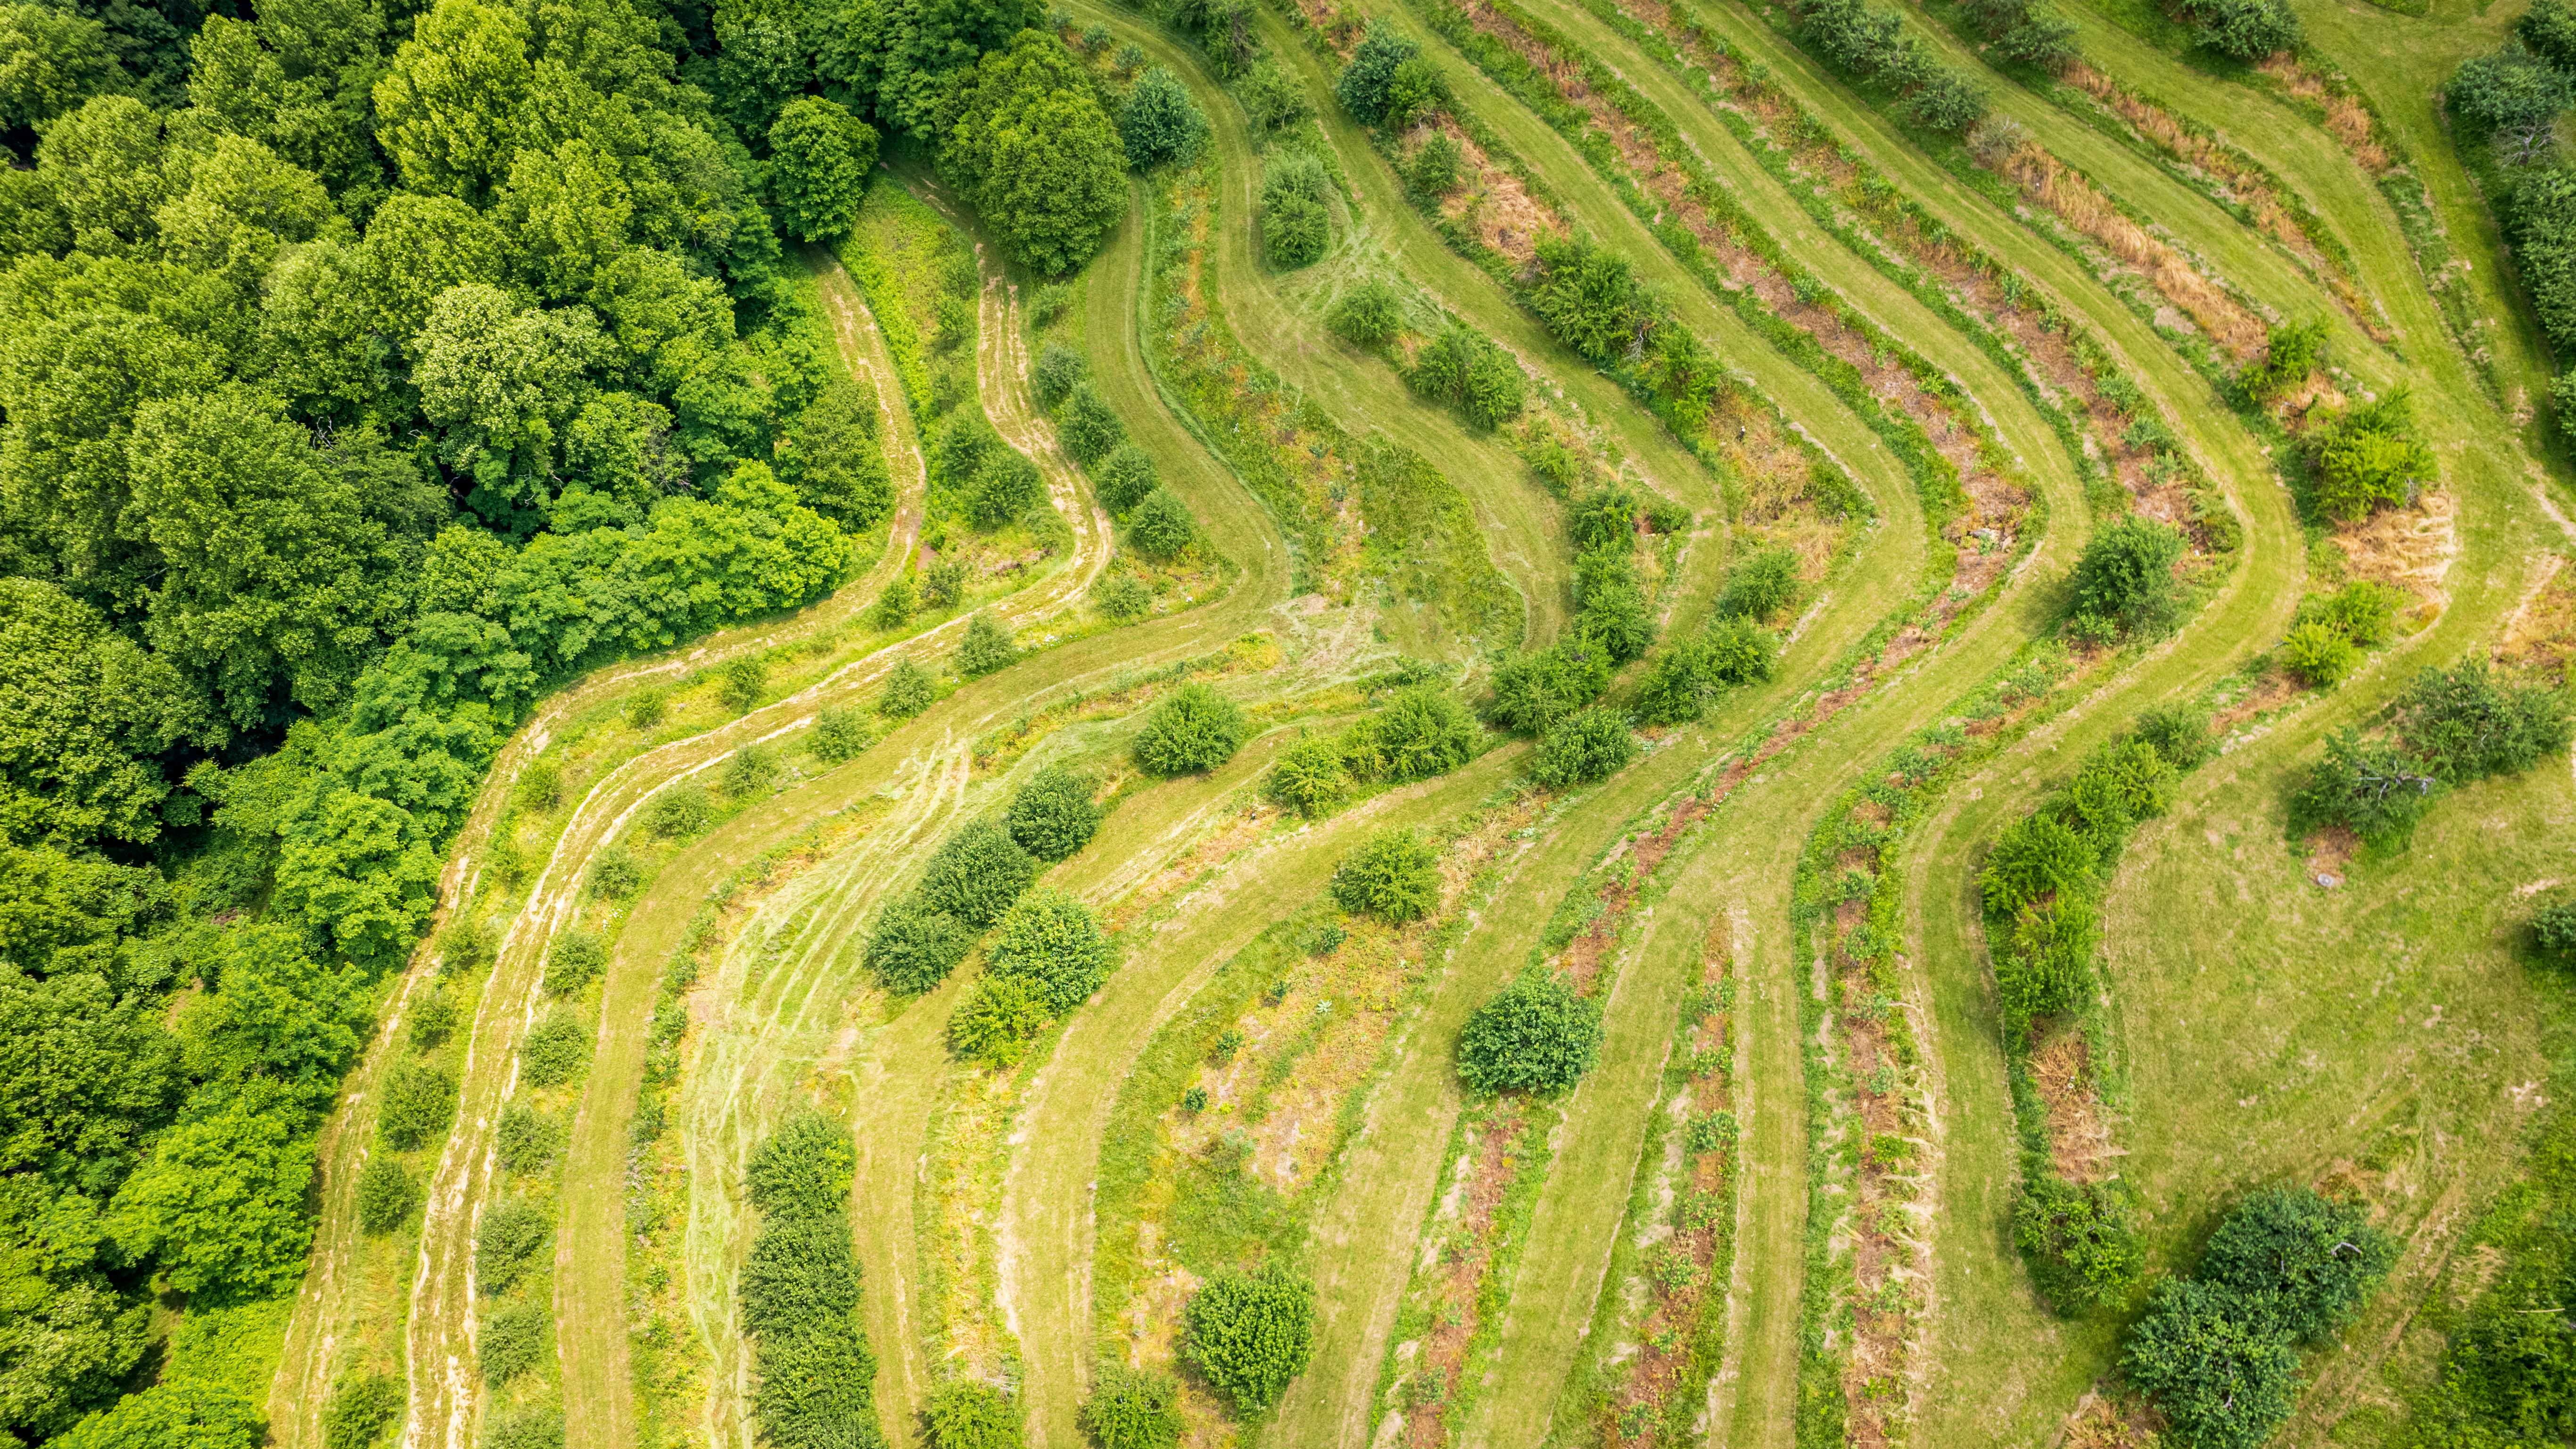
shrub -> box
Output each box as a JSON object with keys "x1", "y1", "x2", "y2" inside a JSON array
[
  {"x1": 379, "y1": 1061, "x2": 458, "y2": 1152},
  {"x1": 1382, "y1": 54, "x2": 1446, "y2": 127},
  {"x1": 2194, "y1": 1187, "x2": 2397, "y2": 1343},
  {"x1": 356, "y1": 1156, "x2": 418, "y2": 1234},
  {"x1": 1266, "y1": 733, "x2": 1351, "y2": 817},
  {"x1": 2064, "y1": 738, "x2": 2177, "y2": 849},
  {"x1": 409, "y1": 985, "x2": 458, "y2": 1050},
  {"x1": 520, "y1": 1013, "x2": 591, "y2": 1088},
  {"x1": 520, "y1": 759, "x2": 562, "y2": 812},
  {"x1": 1457, "y1": 969, "x2": 1602, "y2": 1095},
  {"x1": 2068, "y1": 516, "x2": 2185, "y2": 635},
  {"x1": 323, "y1": 1372, "x2": 402, "y2": 1449},
  {"x1": 1096, "y1": 571, "x2": 1152, "y2": 621},
  {"x1": 1996, "y1": 897, "x2": 2097, "y2": 1020},
  {"x1": 2014, "y1": 1174, "x2": 2141, "y2": 1313},
  {"x1": 2390, "y1": 659, "x2": 2573, "y2": 783},
  {"x1": 2312, "y1": 389, "x2": 2433, "y2": 523},
  {"x1": 1706, "y1": 616, "x2": 1776, "y2": 685},
  {"x1": 1370, "y1": 688, "x2": 1479, "y2": 781},
  {"x1": 747, "y1": 1111, "x2": 857, "y2": 1222},
  {"x1": 1133, "y1": 683, "x2": 1247, "y2": 775},
  {"x1": 2295, "y1": 580, "x2": 2402, "y2": 649},
  {"x1": 1635, "y1": 635, "x2": 1720, "y2": 727},
  {"x1": 1096, "y1": 443, "x2": 1160, "y2": 514},
  {"x1": 918, "y1": 820, "x2": 1039, "y2": 928},
  {"x1": 2133, "y1": 704, "x2": 2214, "y2": 770},
  {"x1": 971, "y1": 452, "x2": 1045, "y2": 528},
  {"x1": 1121, "y1": 65, "x2": 1211, "y2": 170},
  {"x1": 626, "y1": 690, "x2": 668, "y2": 730},
  {"x1": 986, "y1": 888, "x2": 1117, "y2": 1013},
  {"x1": 1531, "y1": 706, "x2": 1636, "y2": 787},
  {"x1": 1182, "y1": 1262, "x2": 1316, "y2": 1412},
  {"x1": 2524, "y1": 0, "x2": 2576, "y2": 67},
  {"x1": 496, "y1": 1104, "x2": 565, "y2": 1177},
  {"x1": 1261, "y1": 152, "x2": 1331, "y2": 268},
  {"x1": 1569, "y1": 483, "x2": 1638, "y2": 552},
  {"x1": 1330, "y1": 828, "x2": 1442, "y2": 922},
  {"x1": 873, "y1": 574, "x2": 916, "y2": 628},
  {"x1": 1328, "y1": 278, "x2": 1405, "y2": 346},
  {"x1": 864, "y1": 894, "x2": 977, "y2": 993},
  {"x1": 719, "y1": 656, "x2": 768, "y2": 713},
  {"x1": 482, "y1": 1406, "x2": 564, "y2": 1449},
  {"x1": 1488, "y1": 643, "x2": 1610, "y2": 734},
  {"x1": 922, "y1": 555, "x2": 968, "y2": 608},
  {"x1": 1335, "y1": 17, "x2": 1420, "y2": 124},
  {"x1": 2241, "y1": 319, "x2": 2328, "y2": 404},
  {"x1": 1058, "y1": 382, "x2": 1127, "y2": 464},
  {"x1": 1980, "y1": 813, "x2": 2094, "y2": 915},
  {"x1": 1717, "y1": 545, "x2": 1802, "y2": 622},
  {"x1": 475, "y1": 1197, "x2": 552, "y2": 1295},
  {"x1": 645, "y1": 781, "x2": 714, "y2": 839},
  {"x1": 1033, "y1": 342, "x2": 1086, "y2": 410},
  {"x1": 2123, "y1": 1275, "x2": 2302, "y2": 1449},
  {"x1": 814, "y1": 705, "x2": 869, "y2": 763},
  {"x1": 881, "y1": 658, "x2": 936, "y2": 717},
  {"x1": 723, "y1": 743, "x2": 783, "y2": 800},
  {"x1": 1080, "y1": 1361, "x2": 1183, "y2": 1449},
  {"x1": 1239, "y1": 60, "x2": 1312, "y2": 132},
  {"x1": 958, "y1": 612, "x2": 1018, "y2": 678},
  {"x1": 2533, "y1": 894, "x2": 2576, "y2": 963},
  {"x1": 750, "y1": 1329, "x2": 876, "y2": 1449},
  {"x1": 2289, "y1": 728, "x2": 2438, "y2": 848},
  {"x1": 545, "y1": 930, "x2": 607, "y2": 997},
  {"x1": 1129, "y1": 488, "x2": 1196, "y2": 559},
  {"x1": 2279, "y1": 621, "x2": 2360, "y2": 689},
  {"x1": 1008, "y1": 763, "x2": 1101, "y2": 861},
  {"x1": 2449, "y1": 44, "x2": 2570, "y2": 135},
  {"x1": 948, "y1": 972, "x2": 1051, "y2": 1067},
  {"x1": 2184, "y1": 0, "x2": 2300, "y2": 58},
  {"x1": 1407, "y1": 131, "x2": 1463, "y2": 194},
  {"x1": 1574, "y1": 547, "x2": 1654, "y2": 664},
  {"x1": 480, "y1": 1301, "x2": 550, "y2": 1387},
  {"x1": 924, "y1": 1380, "x2": 1022, "y2": 1449},
  {"x1": 740, "y1": 1214, "x2": 859, "y2": 1338},
  {"x1": 590, "y1": 844, "x2": 642, "y2": 900}
]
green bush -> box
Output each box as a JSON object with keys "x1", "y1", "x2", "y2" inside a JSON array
[
  {"x1": 1330, "y1": 828, "x2": 1442, "y2": 922},
  {"x1": 2295, "y1": 580, "x2": 2402, "y2": 649},
  {"x1": 1979, "y1": 813, "x2": 2094, "y2": 915},
  {"x1": 2289, "y1": 728, "x2": 2438, "y2": 848},
  {"x1": 1129, "y1": 488, "x2": 1196, "y2": 559},
  {"x1": 2182, "y1": 0, "x2": 2300, "y2": 58},
  {"x1": 378, "y1": 1061, "x2": 457, "y2": 1152},
  {"x1": 919, "y1": 820, "x2": 1039, "y2": 928},
  {"x1": 1079, "y1": 1361, "x2": 1183, "y2": 1449},
  {"x1": 986, "y1": 888, "x2": 1116, "y2": 1014},
  {"x1": 1382, "y1": 54, "x2": 1446, "y2": 127},
  {"x1": 2240, "y1": 319, "x2": 2328, "y2": 405},
  {"x1": 1182, "y1": 1262, "x2": 1316, "y2": 1412},
  {"x1": 1457, "y1": 969, "x2": 1602, "y2": 1096},
  {"x1": 1531, "y1": 706, "x2": 1636, "y2": 787},
  {"x1": 2536, "y1": 894, "x2": 2576, "y2": 963},
  {"x1": 1121, "y1": 65, "x2": 1212, "y2": 170},
  {"x1": 2195, "y1": 1187, "x2": 2396, "y2": 1343},
  {"x1": 1569, "y1": 483, "x2": 1638, "y2": 552},
  {"x1": 722, "y1": 742, "x2": 783, "y2": 800},
  {"x1": 922, "y1": 555, "x2": 969, "y2": 608},
  {"x1": 2390, "y1": 659, "x2": 2572, "y2": 783},
  {"x1": 1261, "y1": 152, "x2": 1331, "y2": 269},
  {"x1": 479, "y1": 1300, "x2": 550, "y2": 1386},
  {"x1": 814, "y1": 705, "x2": 869, "y2": 763},
  {"x1": 2013, "y1": 1174, "x2": 2140, "y2": 1314},
  {"x1": 1033, "y1": 344, "x2": 1086, "y2": 411},
  {"x1": 356, "y1": 1156, "x2": 418, "y2": 1234},
  {"x1": 645, "y1": 781, "x2": 714, "y2": 839},
  {"x1": 2063, "y1": 738, "x2": 2176, "y2": 850},
  {"x1": 2068, "y1": 515, "x2": 2185, "y2": 635},
  {"x1": 1706, "y1": 615, "x2": 1776, "y2": 685},
  {"x1": 750, "y1": 1329, "x2": 878, "y2": 1449},
  {"x1": 2278, "y1": 621, "x2": 2360, "y2": 689},
  {"x1": 864, "y1": 894, "x2": 977, "y2": 994},
  {"x1": 545, "y1": 929, "x2": 607, "y2": 997},
  {"x1": 1266, "y1": 733, "x2": 1351, "y2": 818},
  {"x1": 496, "y1": 1104, "x2": 565, "y2": 1177},
  {"x1": 948, "y1": 972, "x2": 1051, "y2": 1067},
  {"x1": 1407, "y1": 131, "x2": 1463, "y2": 194},
  {"x1": 1574, "y1": 547, "x2": 1654, "y2": 664},
  {"x1": 747, "y1": 1112, "x2": 856, "y2": 1222},
  {"x1": 2448, "y1": 44, "x2": 2569, "y2": 134},
  {"x1": 1096, "y1": 444, "x2": 1160, "y2": 514},
  {"x1": 1239, "y1": 59, "x2": 1313, "y2": 132},
  {"x1": 482, "y1": 1406, "x2": 564, "y2": 1449},
  {"x1": 1368, "y1": 688, "x2": 1479, "y2": 781},
  {"x1": 970, "y1": 452, "x2": 1045, "y2": 528},
  {"x1": 323, "y1": 1371, "x2": 403, "y2": 1449},
  {"x1": 1487, "y1": 643, "x2": 1610, "y2": 734},
  {"x1": 2124, "y1": 1276, "x2": 2301, "y2": 1449},
  {"x1": 1007, "y1": 763, "x2": 1101, "y2": 861},
  {"x1": 475, "y1": 1197, "x2": 552, "y2": 1295},
  {"x1": 1717, "y1": 545, "x2": 1801, "y2": 622},
  {"x1": 1328, "y1": 278, "x2": 1405, "y2": 346},
  {"x1": 409, "y1": 985, "x2": 458, "y2": 1050},
  {"x1": 1335, "y1": 17, "x2": 1421, "y2": 124},
  {"x1": 741, "y1": 1213, "x2": 859, "y2": 1338},
  {"x1": 1057, "y1": 382, "x2": 1127, "y2": 464},
  {"x1": 881, "y1": 658, "x2": 936, "y2": 717},
  {"x1": 627, "y1": 691, "x2": 668, "y2": 731},
  {"x1": 1133, "y1": 683, "x2": 1247, "y2": 775},
  {"x1": 2133, "y1": 704, "x2": 2214, "y2": 770},
  {"x1": 1995, "y1": 896, "x2": 2095, "y2": 1020},
  {"x1": 2312, "y1": 389, "x2": 2433, "y2": 523},
  {"x1": 719, "y1": 656, "x2": 768, "y2": 713},
  {"x1": 1096, "y1": 571, "x2": 1153, "y2": 621},
  {"x1": 925, "y1": 1380, "x2": 1022, "y2": 1449},
  {"x1": 589, "y1": 845, "x2": 642, "y2": 900},
  {"x1": 957, "y1": 612, "x2": 1018, "y2": 678},
  {"x1": 520, "y1": 1013, "x2": 591, "y2": 1088},
  {"x1": 1635, "y1": 635, "x2": 1720, "y2": 727},
  {"x1": 2523, "y1": 0, "x2": 2576, "y2": 66},
  {"x1": 874, "y1": 575, "x2": 916, "y2": 629}
]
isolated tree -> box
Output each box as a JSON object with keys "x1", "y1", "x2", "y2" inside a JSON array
[
  {"x1": 1132, "y1": 683, "x2": 1245, "y2": 776},
  {"x1": 917, "y1": 819, "x2": 1038, "y2": 928},
  {"x1": 1007, "y1": 762, "x2": 1100, "y2": 861},
  {"x1": 957, "y1": 611, "x2": 1017, "y2": 677},
  {"x1": 1531, "y1": 706, "x2": 1635, "y2": 787},
  {"x1": 1182, "y1": 1262, "x2": 1316, "y2": 1412},
  {"x1": 1329, "y1": 828, "x2": 1441, "y2": 922},
  {"x1": 1120, "y1": 66, "x2": 1211, "y2": 170},
  {"x1": 881, "y1": 658, "x2": 936, "y2": 717},
  {"x1": 986, "y1": 887, "x2": 1115, "y2": 1013},
  {"x1": 2068, "y1": 515, "x2": 2185, "y2": 634},
  {"x1": 938, "y1": 33, "x2": 1129, "y2": 274},
  {"x1": 1457, "y1": 969, "x2": 1602, "y2": 1095},
  {"x1": 1328, "y1": 279, "x2": 1404, "y2": 346},
  {"x1": 769, "y1": 97, "x2": 879, "y2": 242}
]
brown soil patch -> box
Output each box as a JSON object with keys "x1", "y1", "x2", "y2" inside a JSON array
[
  {"x1": 2497, "y1": 553, "x2": 2575, "y2": 681},
  {"x1": 1993, "y1": 141, "x2": 2266, "y2": 361},
  {"x1": 2332, "y1": 489, "x2": 2457, "y2": 621},
  {"x1": 2211, "y1": 667, "x2": 2301, "y2": 735},
  {"x1": 2257, "y1": 57, "x2": 2392, "y2": 173},
  {"x1": 2029, "y1": 1027, "x2": 2115, "y2": 1184},
  {"x1": 1399, "y1": 1103, "x2": 1530, "y2": 1447}
]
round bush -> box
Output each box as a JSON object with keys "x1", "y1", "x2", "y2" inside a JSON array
[
  {"x1": 520, "y1": 1013, "x2": 591, "y2": 1088},
  {"x1": 1007, "y1": 762, "x2": 1102, "y2": 861},
  {"x1": 924, "y1": 1380, "x2": 1020, "y2": 1449},
  {"x1": 1530, "y1": 706, "x2": 1636, "y2": 788},
  {"x1": 2536, "y1": 894, "x2": 2576, "y2": 964},
  {"x1": 545, "y1": 929, "x2": 607, "y2": 997},
  {"x1": 589, "y1": 845, "x2": 641, "y2": 900},
  {"x1": 495, "y1": 1104, "x2": 565, "y2": 1177},
  {"x1": 1266, "y1": 733, "x2": 1350, "y2": 818},
  {"x1": 1120, "y1": 64, "x2": 1212, "y2": 170},
  {"x1": 378, "y1": 1061, "x2": 457, "y2": 1152},
  {"x1": 1371, "y1": 687, "x2": 1478, "y2": 781},
  {"x1": 479, "y1": 1301, "x2": 550, "y2": 1387},
  {"x1": 865, "y1": 894, "x2": 977, "y2": 994},
  {"x1": 475, "y1": 1197, "x2": 552, "y2": 1295},
  {"x1": 880, "y1": 658, "x2": 936, "y2": 717},
  {"x1": 1081, "y1": 1361, "x2": 1184, "y2": 1449},
  {"x1": 1978, "y1": 812, "x2": 2095, "y2": 916},
  {"x1": 1033, "y1": 341, "x2": 1086, "y2": 410},
  {"x1": 1128, "y1": 488, "x2": 1196, "y2": 560},
  {"x1": 324, "y1": 1371, "x2": 403, "y2": 1449},
  {"x1": 958, "y1": 611, "x2": 1018, "y2": 679},
  {"x1": 1718, "y1": 545, "x2": 1801, "y2": 622},
  {"x1": 1133, "y1": 683, "x2": 1246, "y2": 776},
  {"x1": 1263, "y1": 192, "x2": 1329, "y2": 268},
  {"x1": 356, "y1": 1156, "x2": 418, "y2": 1235},
  {"x1": 814, "y1": 705, "x2": 869, "y2": 763},
  {"x1": 409, "y1": 984, "x2": 458, "y2": 1049},
  {"x1": 1182, "y1": 1261, "x2": 1316, "y2": 1413},
  {"x1": 1456, "y1": 969, "x2": 1602, "y2": 1096},
  {"x1": 2070, "y1": 516, "x2": 2185, "y2": 635},
  {"x1": 2279, "y1": 621, "x2": 2360, "y2": 689},
  {"x1": 745, "y1": 1111, "x2": 858, "y2": 1222},
  {"x1": 1096, "y1": 571, "x2": 1153, "y2": 621},
  {"x1": 1706, "y1": 616, "x2": 1776, "y2": 685},
  {"x1": 722, "y1": 742, "x2": 782, "y2": 800},
  {"x1": 947, "y1": 972, "x2": 1049, "y2": 1068},
  {"x1": 645, "y1": 781, "x2": 714, "y2": 839},
  {"x1": 1057, "y1": 382, "x2": 1128, "y2": 464},
  {"x1": 1329, "y1": 828, "x2": 1441, "y2": 922},
  {"x1": 2121, "y1": 1276, "x2": 2300, "y2": 1449},
  {"x1": 986, "y1": 887, "x2": 1117, "y2": 1014},
  {"x1": 917, "y1": 820, "x2": 1039, "y2": 929},
  {"x1": 2194, "y1": 1186, "x2": 2395, "y2": 1343},
  {"x1": 1096, "y1": 443, "x2": 1160, "y2": 514},
  {"x1": 970, "y1": 452, "x2": 1044, "y2": 528},
  {"x1": 1328, "y1": 278, "x2": 1404, "y2": 346}
]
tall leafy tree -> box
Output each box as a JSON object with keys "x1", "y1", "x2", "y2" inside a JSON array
[{"x1": 935, "y1": 31, "x2": 1126, "y2": 274}]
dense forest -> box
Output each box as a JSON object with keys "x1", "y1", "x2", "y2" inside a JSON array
[{"x1": 0, "y1": 0, "x2": 1127, "y2": 1436}]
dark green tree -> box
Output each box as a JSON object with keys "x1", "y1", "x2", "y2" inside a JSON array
[
  {"x1": 1456, "y1": 969, "x2": 1602, "y2": 1095},
  {"x1": 1132, "y1": 683, "x2": 1245, "y2": 775},
  {"x1": 1006, "y1": 763, "x2": 1101, "y2": 861},
  {"x1": 1329, "y1": 828, "x2": 1441, "y2": 922},
  {"x1": 1182, "y1": 1262, "x2": 1315, "y2": 1412},
  {"x1": 1119, "y1": 66, "x2": 1211, "y2": 170}
]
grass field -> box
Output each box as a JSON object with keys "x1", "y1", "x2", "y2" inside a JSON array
[{"x1": 258, "y1": 5, "x2": 2576, "y2": 1448}]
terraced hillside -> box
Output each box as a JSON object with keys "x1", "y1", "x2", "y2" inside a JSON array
[{"x1": 4, "y1": 0, "x2": 2572, "y2": 1448}]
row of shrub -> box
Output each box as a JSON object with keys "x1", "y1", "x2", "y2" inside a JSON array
[
  {"x1": 1032, "y1": 341, "x2": 1202, "y2": 563},
  {"x1": 740, "y1": 1114, "x2": 881, "y2": 1449},
  {"x1": 2289, "y1": 660, "x2": 2572, "y2": 853},
  {"x1": 1792, "y1": 0, "x2": 1989, "y2": 134}
]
